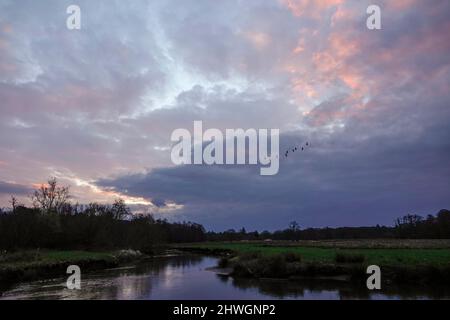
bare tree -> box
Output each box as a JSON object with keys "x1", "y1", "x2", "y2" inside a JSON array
[
  {"x1": 111, "y1": 198, "x2": 130, "y2": 220},
  {"x1": 9, "y1": 196, "x2": 20, "y2": 213},
  {"x1": 31, "y1": 177, "x2": 70, "y2": 213}
]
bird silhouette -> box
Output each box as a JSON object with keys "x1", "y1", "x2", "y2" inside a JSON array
[{"x1": 282, "y1": 141, "x2": 312, "y2": 159}]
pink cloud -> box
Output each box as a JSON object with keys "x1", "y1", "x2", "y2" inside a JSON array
[{"x1": 280, "y1": 0, "x2": 344, "y2": 17}]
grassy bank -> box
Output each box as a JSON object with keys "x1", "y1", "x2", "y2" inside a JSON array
[
  {"x1": 176, "y1": 240, "x2": 450, "y2": 284},
  {"x1": 0, "y1": 249, "x2": 144, "y2": 288},
  {"x1": 179, "y1": 241, "x2": 450, "y2": 265}
]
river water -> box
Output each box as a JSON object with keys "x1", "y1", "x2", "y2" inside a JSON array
[{"x1": 1, "y1": 255, "x2": 449, "y2": 300}]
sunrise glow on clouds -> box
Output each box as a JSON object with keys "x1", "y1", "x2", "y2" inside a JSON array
[{"x1": 0, "y1": 0, "x2": 449, "y2": 230}]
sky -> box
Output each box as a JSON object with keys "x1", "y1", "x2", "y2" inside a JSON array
[{"x1": 0, "y1": 0, "x2": 449, "y2": 231}]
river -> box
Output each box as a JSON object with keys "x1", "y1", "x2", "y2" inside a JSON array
[{"x1": 1, "y1": 255, "x2": 449, "y2": 300}]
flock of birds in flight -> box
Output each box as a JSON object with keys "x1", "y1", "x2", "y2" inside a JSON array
[
  {"x1": 261, "y1": 141, "x2": 312, "y2": 161},
  {"x1": 283, "y1": 141, "x2": 311, "y2": 158}
]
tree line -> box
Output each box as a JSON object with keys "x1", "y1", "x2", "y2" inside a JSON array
[
  {"x1": 206, "y1": 209, "x2": 450, "y2": 241},
  {"x1": 2, "y1": 178, "x2": 449, "y2": 251},
  {"x1": 0, "y1": 178, "x2": 205, "y2": 252}
]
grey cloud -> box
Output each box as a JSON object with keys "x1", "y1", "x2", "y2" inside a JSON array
[
  {"x1": 0, "y1": 0, "x2": 449, "y2": 230},
  {"x1": 0, "y1": 180, "x2": 32, "y2": 196},
  {"x1": 97, "y1": 120, "x2": 450, "y2": 230}
]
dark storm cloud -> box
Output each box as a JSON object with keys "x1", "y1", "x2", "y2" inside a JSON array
[
  {"x1": 98, "y1": 120, "x2": 450, "y2": 230},
  {"x1": 0, "y1": 181, "x2": 32, "y2": 196}
]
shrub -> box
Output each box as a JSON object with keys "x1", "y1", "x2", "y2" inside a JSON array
[
  {"x1": 231, "y1": 253, "x2": 289, "y2": 277},
  {"x1": 217, "y1": 257, "x2": 229, "y2": 268},
  {"x1": 239, "y1": 251, "x2": 262, "y2": 261},
  {"x1": 263, "y1": 255, "x2": 286, "y2": 276}
]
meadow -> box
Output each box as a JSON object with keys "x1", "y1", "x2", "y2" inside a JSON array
[{"x1": 178, "y1": 240, "x2": 450, "y2": 267}]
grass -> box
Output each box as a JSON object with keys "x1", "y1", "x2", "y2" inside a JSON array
[
  {"x1": 335, "y1": 253, "x2": 365, "y2": 263},
  {"x1": 0, "y1": 249, "x2": 141, "y2": 287},
  {"x1": 0, "y1": 250, "x2": 115, "y2": 280},
  {"x1": 0, "y1": 250, "x2": 115, "y2": 269},
  {"x1": 37, "y1": 250, "x2": 114, "y2": 262},
  {"x1": 179, "y1": 242, "x2": 450, "y2": 267},
  {"x1": 0, "y1": 249, "x2": 148, "y2": 289},
  {"x1": 178, "y1": 241, "x2": 450, "y2": 283}
]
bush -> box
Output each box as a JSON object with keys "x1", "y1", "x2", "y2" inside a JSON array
[
  {"x1": 217, "y1": 257, "x2": 229, "y2": 268},
  {"x1": 232, "y1": 259, "x2": 261, "y2": 277},
  {"x1": 239, "y1": 251, "x2": 262, "y2": 261},
  {"x1": 260, "y1": 254, "x2": 288, "y2": 277},
  {"x1": 232, "y1": 253, "x2": 290, "y2": 278}
]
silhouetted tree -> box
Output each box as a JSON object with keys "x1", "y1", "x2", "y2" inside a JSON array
[
  {"x1": 31, "y1": 177, "x2": 70, "y2": 214},
  {"x1": 0, "y1": 179, "x2": 206, "y2": 251},
  {"x1": 9, "y1": 195, "x2": 20, "y2": 214},
  {"x1": 111, "y1": 199, "x2": 130, "y2": 220}
]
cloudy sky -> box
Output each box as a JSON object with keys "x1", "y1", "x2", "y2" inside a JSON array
[{"x1": 1, "y1": 0, "x2": 449, "y2": 230}]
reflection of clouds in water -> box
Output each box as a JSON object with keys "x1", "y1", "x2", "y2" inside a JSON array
[
  {"x1": 160, "y1": 266, "x2": 178, "y2": 291},
  {"x1": 159, "y1": 256, "x2": 210, "y2": 292},
  {"x1": 1, "y1": 256, "x2": 449, "y2": 300},
  {"x1": 112, "y1": 275, "x2": 153, "y2": 300}
]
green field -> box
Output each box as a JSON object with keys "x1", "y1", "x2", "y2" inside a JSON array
[
  {"x1": 0, "y1": 249, "x2": 145, "y2": 287},
  {"x1": 181, "y1": 241, "x2": 450, "y2": 266},
  {"x1": 0, "y1": 250, "x2": 116, "y2": 270},
  {"x1": 0, "y1": 250, "x2": 110, "y2": 285}
]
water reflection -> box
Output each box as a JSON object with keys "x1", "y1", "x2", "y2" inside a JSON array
[
  {"x1": 230, "y1": 277, "x2": 450, "y2": 300},
  {"x1": 1, "y1": 255, "x2": 449, "y2": 300}
]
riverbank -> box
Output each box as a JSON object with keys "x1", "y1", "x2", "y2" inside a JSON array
[
  {"x1": 0, "y1": 249, "x2": 145, "y2": 290},
  {"x1": 175, "y1": 240, "x2": 450, "y2": 285}
]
